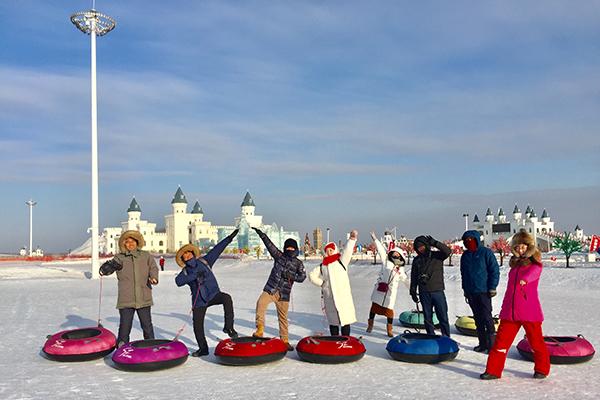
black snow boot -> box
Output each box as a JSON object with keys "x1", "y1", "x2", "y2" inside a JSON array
[
  {"x1": 191, "y1": 348, "x2": 209, "y2": 357},
  {"x1": 533, "y1": 372, "x2": 547, "y2": 379},
  {"x1": 223, "y1": 327, "x2": 239, "y2": 338},
  {"x1": 480, "y1": 372, "x2": 500, "y2": 380}
]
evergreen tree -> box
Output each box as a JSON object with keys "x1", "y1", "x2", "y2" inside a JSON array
[{"x1": 553, "y1": 232, "x2": 582, "y2": 268}]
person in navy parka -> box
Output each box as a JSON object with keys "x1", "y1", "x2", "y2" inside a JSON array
[
  {"x1": 460, "y1": 230, "x2": 500, "y2": 353},
  {"x1": 175, "y1": 229, "x2": 239, "y2": 357}
]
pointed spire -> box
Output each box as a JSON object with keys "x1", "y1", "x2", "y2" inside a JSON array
[
  {"x1": 498, "y1": 208, "x2": 505, "y2": 216},
  {"x1": 525, "y1": 205, "x2": 532, "y2": 214},
  {"x1": 541, "y1": 209, "x2": 548, "y2": 218},
  {"x1": 171, "y1": 186, "x2": 188, "y2": 204},
  {"x1": 127, "y1": 197, "x2": 141, "y2": 212},
  {"x1": 513, "y1": 204, "x2": 520, "y2": 214},
  {"x1": 575, "y1": 225, "x2": 581, "y2": 231},
  {"x1": 241, "y1": 191, "x2": 255, "y2": 207},
  {"x1": 530, "y1": 209, "x2": 537, "y2": 218},
  {"x1": 191, "y1": 201, "x2": 203, "y2": 214},
  {"x1": 486, "y1": 208, "x2": 492, "y2": 216},
  {"x1": 473, "y1": 214, "x2": 480, "y2": 223}
]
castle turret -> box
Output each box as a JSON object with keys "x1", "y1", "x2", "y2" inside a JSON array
[
  {"x1": 171, "y1": 186, "x2": 188, "y2": 214},
  {"x1": 473, "y1": 214, "x2": 480, "y2": 223},
  {"x1": 529, "y1": 209, "x2": 538, "y2": 222},
  {"x1": 513, "y1": 204, "x2": 522, "y2": 221},
  {"x1": 541, "y1": 209, "x2": 550, "y2": 224},
  {"x1": 525, "y1": 204, "x2": 532, "y2": 219},
  {"x1": 498, "y1": 207, "x2": 506, "y2": 223},
  {"x1": 191, "y1": 200, "x2": 204, "y2": 222},
  {"x1": 241, "y1": 191, "x2": 256, "y2": 217},
  {"x1": 485, "y1": 208, "x2": 494, "y2": 222},
  {"x1": 127, "y1": 197, "x2": 141, "y2": 221}
]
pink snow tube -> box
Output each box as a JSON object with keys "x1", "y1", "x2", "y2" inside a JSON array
[
  {"x1": 111, "y1": 339, "x2": 189, "y2": 371},
  {"x1": 517, "y1": 335, "x2": 595, "y2": 364},
  {"x1": 43, "y1": 326, "x2": 117, "y2": 361}
]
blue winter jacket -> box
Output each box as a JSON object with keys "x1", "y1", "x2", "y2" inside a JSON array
[
  {"x1": 460, "y1": 230, "x2": 500, "y2": 295},
  {"x1": 175, "y1": 235, "x2": 233, "y2": 307}
]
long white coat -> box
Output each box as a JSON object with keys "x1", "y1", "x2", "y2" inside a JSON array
[
  {"x1": 370, "y1": 238, "x2": 408, "y2": 309},
  {"x1": 309, "y1": 238, "x2": 357, "y2": 326}
]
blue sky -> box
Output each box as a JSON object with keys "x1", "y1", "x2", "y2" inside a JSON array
[{"x1": 1, "y1": 1, "x2": 599, "y2": 252}]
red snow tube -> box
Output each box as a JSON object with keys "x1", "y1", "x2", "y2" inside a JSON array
[
  {"x1": 214, "y1": 337, "x2": 288, "y2": 366},
  {"x1": 517, "y1": 335, "x2": 595, "y2": 364},
  {"x1": 296, "y1": 335, "x2": 366, "y2": 364},
  {"x1": 43, "y1": 326, "x2": 117, "y2": 361}
]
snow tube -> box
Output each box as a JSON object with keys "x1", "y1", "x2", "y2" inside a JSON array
[
  {"x1": 43, "y1": 326, "x2": 116, "y2": 361},
  {"x1": 214, "y1": 337, "x2": 288, "y2": 366},
  {"x1": 112, "y1": 339, "x2": 189, "y2": 371},
  {"x1": 386, "y1": 332, "x2": 459, "y2": 363},
  {"x1": 517, "y1": 335, "x2": 595, "y2": 364},
  {"x1": 454, "y1": 316, "x2": 500, "y2": 336},
  {"x1": 399, "y1": 310, "x2": 439, "y2": 329},
  {"x1": 296, "y1": 335, "x2": 366, "y2": 364}
]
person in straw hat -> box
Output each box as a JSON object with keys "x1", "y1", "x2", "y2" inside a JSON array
[
  {"x1": 100, "y1": 230, "x2": 159, "y2": 348},
  {"x1": 175, "y1": 229, "x2": 239, "y2": 357}
]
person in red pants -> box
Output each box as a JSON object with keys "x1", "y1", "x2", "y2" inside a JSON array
[{"x1": 481, "y1": 229, "x2": 550, "y2": 380}]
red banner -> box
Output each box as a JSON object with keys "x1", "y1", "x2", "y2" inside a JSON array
[{"x1": 590, "y1": 235, "x2": 600, "y2": 253}]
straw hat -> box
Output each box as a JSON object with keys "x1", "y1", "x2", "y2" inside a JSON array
[{"x1": 175, "y1": 244, "x2": 201, "y2": 268}]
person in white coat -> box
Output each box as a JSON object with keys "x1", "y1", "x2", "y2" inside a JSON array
[
  {"x1": 309, "y1": 230, "x2": 358, "y2": 336},
  {"x1": 367, "y1": 231, "x2": 408, "y2": 337}
]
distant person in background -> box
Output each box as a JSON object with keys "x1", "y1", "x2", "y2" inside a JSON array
[
  {"x1": 309, "y1": 230, "x2": 358, "y2": 336},
  {"x1": 366, "y1": 231, "x2": 408, "y2": 337},
  {"x1": 460, "y1": 230, "x2": 500, "y2": 353},
  {"x1": 159, "y1": 256, "x2": 165, "y2": 271},
  {"x1": 175, "y1": 229, "x2": 239, "y2": 357},
  {"x1": 409, "y1": 235, "x2": 452, "y2": 337},
  {"x1": 99, "y1": 230, "x2": 158, "y2": 348},
  {"x1": 252, "y1": 227, "x2": 306, "y2": 351},
  {"x1": 481, "y1": 230, "x2": 550, "y2": 380}
]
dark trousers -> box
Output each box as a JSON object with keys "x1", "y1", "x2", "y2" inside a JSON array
[
  {"x1": 419, "y1": 290, "x2": 450, "y2": 337},
  {"x1": 193, "y1": 292, "x2": 234, "y2": 351},
  {"x1": 118, "y1": 306, "x2": 154, "y2": 344},
  {"x1": 329, "y1": 325, "x2": 351, "y2": 336},
  {"x1": 467, "y1": 292, "x2": 496, "y2": 349}
]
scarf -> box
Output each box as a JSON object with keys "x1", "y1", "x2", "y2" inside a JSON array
[{"x1": 322, "y1": 253, "x2": 341, "y2": 266}]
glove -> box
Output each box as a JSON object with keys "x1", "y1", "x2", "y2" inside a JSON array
[
  {"x1": 424, "y1": 235, "x2": 436, "y2": 247},
  {"x1": 488, "y1": 289, "x2": 497, "y2": 298},
  {"x1": 411, "y1": 293, "x2": 419, "y2": 304},
  {"x1": 99, "y1": 259, "x2": 122, "y2": 276}
]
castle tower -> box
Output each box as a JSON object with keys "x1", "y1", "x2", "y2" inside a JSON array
[
  {"x1": 165, "y1": 186, "x2": 190, "y2": 252},
  {"x1": 191, "y1": 200, "x2": 204, "y2": 223},
  {"x1": 473, "y1": 214, "x2": 480, "y2": 223},
  {"x1": 512, "y1": 204, "x2": 522, "y2": 222},
  {"x1": 541, "y1": 209, "x2": 550, "y2": 224},
  {"x1": 529, "y1": 209, "x2": 538, "y2": 223},
  {"x1": 241, "y1": 191, "x2": 255, "y2": 217},
  {"x1": 124, "y1": 197, "x2": 142, "y2": 231},
  {"x1": 574, "y1": 225, "x2": 584, "y2": 240},
  {"x1": 485, "y1": 208, "x2": 494, "y2": 223},
  {"x1": 498, "y1": 208, "x2": 506, "y2": 223},
  {"x1": 525, "y1": 205, "x2": 532, "y2": 219}
]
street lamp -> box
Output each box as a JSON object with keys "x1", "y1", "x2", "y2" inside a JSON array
[
  {"x1": 70, "y1": 6, "x2": 116, "y2": 279},
  {"x1": 25, "y1": 199, "x2": 37, "y2": 256},
  {"x1": 326, "y1": 228, "x2": 330, "y2": 243},
  {"x1": 462, "y1": 213, "x2": 469, "y2": 232}
]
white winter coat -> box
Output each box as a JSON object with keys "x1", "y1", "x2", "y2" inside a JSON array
[
  {"x1": 370, "y1": 238, "x2": 408, "y2": 309},
  {"x1": 309, "y1": 238, "x2": 357, "y2": 326}
]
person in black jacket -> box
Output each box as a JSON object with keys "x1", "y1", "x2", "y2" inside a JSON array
[
  {"x1": 252, "y1": 227, "x2": 306, "y2": 351},
  {"x1": 410, "y1": 235, "x2": 452, "y2": 336}
]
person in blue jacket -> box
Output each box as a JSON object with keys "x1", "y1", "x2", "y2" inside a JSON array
[
  {"x1": 460, "y1": 230, "x2": 500, "y2": 353},
  {"x1": 175, "y1": 229, "x2": 239, "y2": 357}
]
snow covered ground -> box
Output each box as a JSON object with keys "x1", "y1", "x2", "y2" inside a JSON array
[{"x1": 0, "y1": 257, "x2": 598, "y2": 400}]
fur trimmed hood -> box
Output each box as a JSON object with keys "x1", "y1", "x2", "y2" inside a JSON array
[
  {"x1": 509, "y1": 230, "x2": 541, "y2": 267},
  {"x1": 118, "y1": 230, "x2": 145, "y2": 253},
  {"x1": 176, "y1": 244, "x2": 201, "y2": 268}
]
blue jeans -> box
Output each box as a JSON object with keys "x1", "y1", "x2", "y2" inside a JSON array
[{"x1": 419, "y1": 290, "x2": 450, "y2": 337}]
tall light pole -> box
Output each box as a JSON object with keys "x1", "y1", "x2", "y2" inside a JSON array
[
  {"x1": 462, "y1": 213, "x2": 469, "y2": 232},
  {"x1": 326, "y1": 228, "x2": 330, "y2": 243},
  {"x1": 25, "y1": 200, "x2": 37, "y2": 256},
  {"x1": 70, "y1": 6, "x2": 116, "y2": 279}
]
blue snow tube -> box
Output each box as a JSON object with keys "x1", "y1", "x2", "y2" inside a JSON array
[{"x1": 386, "y1": 332, "x2": 459, "y2": 363}]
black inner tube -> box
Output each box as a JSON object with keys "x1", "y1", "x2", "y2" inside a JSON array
[
  {"x1": 130, "y1": 339, "x2": 173, "y2": 348},
  {"x1": 61, "y1": 328, "x2": 102, "y2": 340}
]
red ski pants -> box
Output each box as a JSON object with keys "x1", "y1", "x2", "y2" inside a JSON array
[{"x1": 485, "y1": 319, "x2": 550, "y2": 377}]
